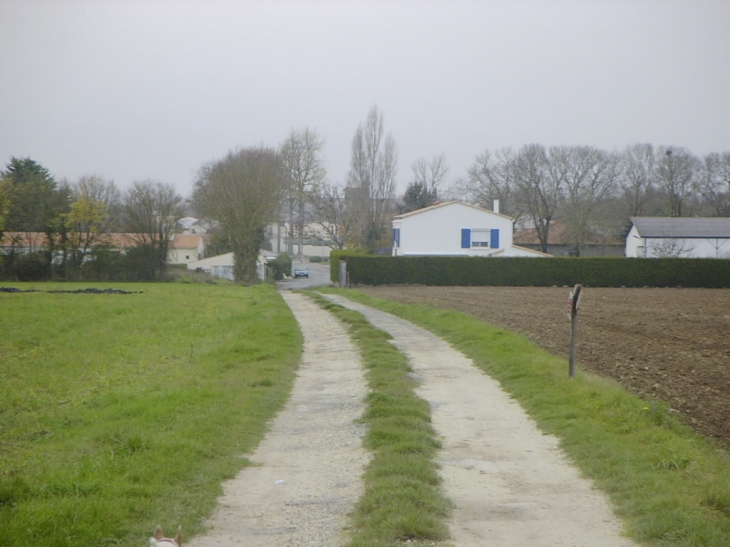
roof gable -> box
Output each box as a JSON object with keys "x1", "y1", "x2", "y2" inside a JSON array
[{"x1": 394, "y1": 200, "x2": 513, "y2": 221}]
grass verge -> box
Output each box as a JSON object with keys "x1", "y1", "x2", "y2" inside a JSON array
[
  {"x1": 306, "y1": 293, "x2": 453, "y2": 547},
  {"x1": 0, "y1": 282, "x2": 302, "y2": 547},
  {"x1": 325, "y1": 288, "x2": 730, "y2": 547}
]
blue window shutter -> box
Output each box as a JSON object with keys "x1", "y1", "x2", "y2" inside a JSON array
[
  {"x1": 461, "y1": 229, "x2": 471, "y2": 248},
  {"x1": 490, "y1": 228, "x2": 500, "y2": 249},
  {"x1": 393, "y1": 228, "x2": 400, "y2": 246}
]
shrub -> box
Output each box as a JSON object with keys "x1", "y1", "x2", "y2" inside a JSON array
[
  {"x1": 268, "y1": 254, "x2": 292, "y2": 280},
  {"x1": 11, "y1": 252, "x2": 51, "y2": 281}
]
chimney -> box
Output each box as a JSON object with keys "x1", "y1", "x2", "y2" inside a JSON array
[{"x1": 493, "y1": 199, "x2": 500, "y2": 215}]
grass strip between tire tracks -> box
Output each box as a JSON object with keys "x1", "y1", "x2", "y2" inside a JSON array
[
  {"x1": 325, "y1": 288, "x2": 730, "y2": 547},
  {"x1": 306, "y1": 292, "x2": 454, "y2": 547}
]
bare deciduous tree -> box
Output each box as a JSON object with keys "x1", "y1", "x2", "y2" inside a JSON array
[
  {"x1": 193, "y1": 147, "x2": 286, "y2": 284},
  {"x1": 281, "y1": 127, "x2": 326, "y2": 260},
  {"x1": 656, "y1": 146, "x2": 700, "y2": 217},
  {"x1": 620, "y1": 143, "x2": 656, "y2": 216},
  {"x1": 310, "y1": 181, "x2": 354, "y2": 250},
  {"x1": 466, "y1": 148, "x2": 519, "y2": 216},
  {"x1": 411, "y1": 154, "x2": 448, "y2": 199},
  {"x1": 552, "y1": 146, "x2": 620, "y2": 256},
  {"x1": 347, "y1": 105, "x2": 398, "y2": 251},
  {"x1": 123, "y1": 180, "x2": 184, "y2": 278},
  {"x1": 512, "y1": 144, "x2": 559, "y2": 253},
  {"x1": 698, "y1": 152, "x2": 730, "y2": 217}
]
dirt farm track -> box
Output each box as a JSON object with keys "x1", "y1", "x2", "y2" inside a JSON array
[{"x1": 356, "y1": 286, "x2": 730, "y2": 450}]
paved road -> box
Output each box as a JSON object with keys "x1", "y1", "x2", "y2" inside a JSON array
[{"x1": 278, "y1": 262, "x2": 333, "y2": 290}]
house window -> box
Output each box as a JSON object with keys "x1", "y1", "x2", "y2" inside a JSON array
[
  {"x1": 461, "y1": 228, "x2": 500, "y2": 249},
  {"x1": 471, "y1": 230, "x2": 491, "y2": 248},
  {"x1": 393, "y1": 228, "x2": 400, "y2": 247}
]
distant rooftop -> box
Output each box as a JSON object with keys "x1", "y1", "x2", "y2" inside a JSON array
[{"x1": 631, "y1": 217, "x2": 730, "y2": 238}]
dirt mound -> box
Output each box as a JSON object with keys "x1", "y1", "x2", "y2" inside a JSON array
[{"x1": 357, "y1": 286, "x2": 730, "y2": 450}]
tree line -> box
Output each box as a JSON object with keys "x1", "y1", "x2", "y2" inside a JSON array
[
  {"x1": 458, "y1": 144, "x2": 730, "y2": 254},
  {"x1": 0, "y1": 158, "x2": 185, "y2": 281},
  {"x1": 3, "y1": 105, "x2": 729, "y2": 283}
]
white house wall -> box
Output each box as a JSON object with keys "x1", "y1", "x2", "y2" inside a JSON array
[
  {"x1": 627, "y1": 227, "x2": 730, "y2": 258},
  {"x1": 645, "y1": 237, "x2": 729, "y2": 258},
  {"x1": 625, "y1": 225, "x2": 643, "y2": 257}
]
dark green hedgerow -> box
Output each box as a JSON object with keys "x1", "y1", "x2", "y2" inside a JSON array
[{"x1": 333, "y1": 254, "x2": 730, "y2": 288}]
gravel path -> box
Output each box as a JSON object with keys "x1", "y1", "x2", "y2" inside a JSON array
[
  {"x1": 186, "y1": 292, "x2": 368, "y2": 547},
  {"x1": 324, "y1": 294, "x2": 637, "y2": 547},
  {"x1": 188, "y1": 292, "x2": 638, "y2": 546}
]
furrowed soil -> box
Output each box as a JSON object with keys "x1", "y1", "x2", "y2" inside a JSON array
[{"x1": 356, "y1": 286, "x2": 730, "y2": 450}]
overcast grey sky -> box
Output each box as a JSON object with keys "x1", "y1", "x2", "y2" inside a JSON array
[{"x1": 2, "y1": 0, "x2": 729, "y2": 198}]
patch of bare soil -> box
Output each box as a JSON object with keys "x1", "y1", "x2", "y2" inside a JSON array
[{"x1": 356, "y1": 286, "x2": 730, "y2": 449}]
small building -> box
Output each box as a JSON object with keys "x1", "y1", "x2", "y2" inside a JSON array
[
  {"x1": 626, "y1": 217, "x2": 730, "y2": 258},
  {"x1": 392, "y1": 201, "x2": 549, "y2": 258},
  {"x1": 168, "y1": 234, "x2": 207, "y2": 265}
]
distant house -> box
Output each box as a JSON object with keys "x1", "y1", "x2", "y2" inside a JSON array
[
  {"x1": 0, "y1": 232, "x2": 51, "y2": 254},
  {"x1": 392, "y1": 201, "x2": 549, "y2": 258},
  {"x1": 0, "y1": 232, "x2": 138, "y2": 256},
  {"x1": 626, "y1": 217, "x2": 730, "y2": 258},
  {"x1": 168, "y1": 234, "x2": 207, "y2": 265},
  {"x1": 513, "y1": 221, "x2": 624, "y2": 257},
  {"x1": 0, "y1": 232, "x2": 207, "y2": 265}
]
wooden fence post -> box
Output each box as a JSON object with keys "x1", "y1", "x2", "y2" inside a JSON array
[{"x1": 568, "y1": 284, "x2": 582, "y2": 378}]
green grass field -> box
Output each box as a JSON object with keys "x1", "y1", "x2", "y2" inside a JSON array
[
  {"x1": 0, "y1": 282, "x2": 302, "y2": 546},
  {"x1": 2, "y1": 282, "x2": 730, "y2": 546}
]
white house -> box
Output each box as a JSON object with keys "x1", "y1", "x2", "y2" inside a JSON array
[
  {"x1": 168, "y1": 234, "x2": 207, "y2": 265},
  {"x1": 392, "y1": 201, "x2": 549, "y2": 257},
  {"x1": 626, "y1": 217, "x2": 730, "y2": 258}
]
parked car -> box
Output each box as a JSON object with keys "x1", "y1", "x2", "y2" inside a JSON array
[{"x1": 293, "y1": 266, "x2": 309, "y2": 278}]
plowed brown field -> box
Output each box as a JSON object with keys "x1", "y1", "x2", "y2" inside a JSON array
[{"x1": 356, "y1": 286, "x2": 730, "y2": 449}]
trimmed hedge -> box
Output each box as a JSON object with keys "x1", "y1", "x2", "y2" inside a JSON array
[{"x1": 331, "y1": 254, "x2": 730, "y2": 288}]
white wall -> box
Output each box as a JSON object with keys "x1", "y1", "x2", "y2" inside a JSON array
[
  {"x1": 625, "y1": 225, "x2": 644, "y2": 257},
  {"x1": 626, "y1": 226, "x2": 730, "y2": 258}
]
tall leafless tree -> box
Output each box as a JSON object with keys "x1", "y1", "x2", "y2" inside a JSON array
[
  {"x1": 411, "y1": 154, "x2": 448, "y2": 200},
  {"x1": 698, "y1": 152, "x2": 730, "y2": 217},
  {"x1": 281, "y1": 127, "x2": 326, "y2": 261},
  {"x1": 552, "y1": 146, "x2": 620, "y2": 255},
  {"x1": 512, "y1": 144, "x2": 560, "y2": 253},
  {"x1": 193, "y1": 146, "x2": 286, "y2": 284},
  {"x1": 466, "y1": 148, "x2": 519, "y2": 216},
  {"x1": 347, "y1": 105, "x2": 398, "y2": 251},
  {"x1": 620, "y1": 143, "x2": 656, "y2": 216},
  {"x1": 123, "y1": 180, "x2": 184, "y2": 277},
  {"x1": 309, "y1": 181, "x2": 355, "y2": 250},
  {"x1": 656, "y1": 146, "x2": 700, "y2": 217}
]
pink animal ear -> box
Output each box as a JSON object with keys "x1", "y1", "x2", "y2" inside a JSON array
[
  {"x1": 154, "y1": 525, "x2": 164, "y2": 540},
  {"x1": 175, "y1": 526, "x2": 182, "y2": 545}
]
